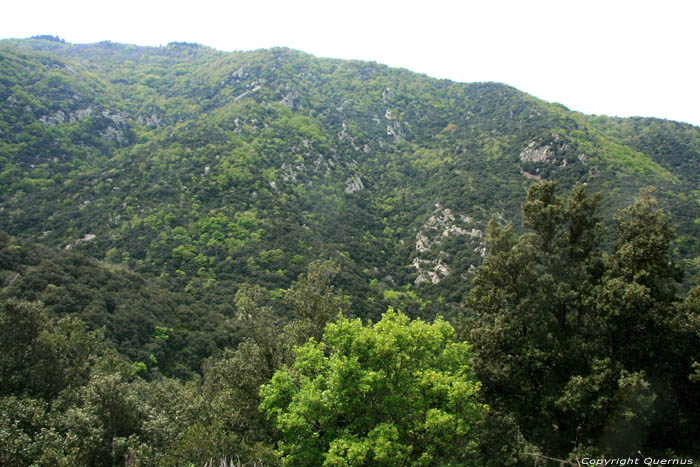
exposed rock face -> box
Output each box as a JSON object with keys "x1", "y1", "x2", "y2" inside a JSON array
[
  {"x1": 416, "y1": 231, "x2": 431, "y2": 253},
  {"x1": 234, "y1": 79, "x2": 265, "y2": 101},
  {"x1": 338, "y1": 122, "x2": 363, "y2": 152},
  {"x1": 280, "y1": 162, "x2": 305, "y2": 183},
  {"x1": 412, "y1": 206, "x2": 484, "y2": 285},
  {"x1": 65, "y1": 233, "x2": 96, "y2": 250},
  {"x1": 39, "y1": 107, "x2": 95, "y2": 125},
  {"x1": 382, "y1": 88, "x2": 395, "y2": 103},
  {"x1": 101, "y1": 126, "x2": 126, "y2": 143},
  {"x1": 413, "y1": 257, "x2": 450, "y2": 285},
  {"x1": 520, "y1": 141, "x2": 554, "y2": 163},
  {"x1": 279, "y1": 87, "x2": 299, "y2": 108},
  {"x1": 39, "y1": 106, "x2": 128, "y2": 143},
  {"x1": 231, "y1": 66, "x2": 247, "y2": 80},
  {"x1": 344, "y1": 175, "x2": 364, "y2": 193},
  {"x1": 384, "y1": 107, "x2": 404, "y2": 142},
  {"x1": 137, "y1": 112, "x2": 163, "y2": 128},
  {"x1": 102, "y1": 110, "x2": 127, "y2": 126},
  {"x1": 519, "y1": 136, "x2": 594, "y2": 180},
  {"x1": 521, "y1": 169, "x2": 542, "y2": 180}
]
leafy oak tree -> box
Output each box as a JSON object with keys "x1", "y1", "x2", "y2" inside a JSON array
[{"x1": 260, "y1": 309, "x2": 486, "y2": 466}]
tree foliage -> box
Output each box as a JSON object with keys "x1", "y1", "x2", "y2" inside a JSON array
[
  {"x1": 260, "y1": 309, "x2": 486, "y2": 466},
  {"x1": 1, "y1": 36, "x2": 700, "y2": 464},
  {"x1": 463, "y1": 181, "x2": 700, "y2": 459}
]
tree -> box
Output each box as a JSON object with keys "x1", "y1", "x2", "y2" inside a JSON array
[
  {"x1": 178, "y1": 260, "x2": 351, "y2": 463},
  {"x1": 260, "y1": 309, "x2": 486, "y2": 466},
  {"x1": 463, "y1": 182, "x2": 605, "y2": 455},
  {"x1": 596, "y1": 189, "x2": 682, "y2": 370},
  {"x1": 284, "y1": 259, "x2": 351, "y2": 344},
  {"x1": 0, "y1": 298, "x2": 104, "y2": 399},
  {"x1": 584, "y1": 189, "x2": 695, "y2": 454},
  {"x1": 463, "y1": 182, "x2": 699, "y2": 458}
]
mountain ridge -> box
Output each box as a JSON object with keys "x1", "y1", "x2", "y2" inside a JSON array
[{"x1": 2, "y1": 37, "x2": 700, "y2": 317}]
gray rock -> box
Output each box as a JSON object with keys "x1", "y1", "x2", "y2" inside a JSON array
[{"x1": 344, "y1": 175, "x2": 364, "y2": 193}]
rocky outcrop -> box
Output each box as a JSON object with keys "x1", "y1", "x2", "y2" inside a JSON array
[
  {"x1": 519, "y1": 141, "x2": 554, "y2": 163},
  {"x1": 338, "y1": 122, "x2": 363, "y2": 152},
  {"x1": 344, "y1": 175, "x2": 364, "y2": 193},
  {"x1": 384, "y1": 107, "x2": 404, "y2": 143},
  {"x1": 137, "y1": 112, "x2": 164, "y2": 128},
  {"x1": 38, "y1": 106, "x2": 128, "y2": 143},
  {"x1": 413, "y1": 257, "x2": 450, "y2": 285},
  {"x1": 234, "y1": 79, "x2": 265, "y2": 101},
  {"x1": 519, "y1": 135, "x2": 595, "y2": 179},
  {"x1": 39, "y1": 106, "x2": 94, "y2": 126},
  {"x1": 279, "y1": 86, "x2": 299, "y2": 108},
  {"x1": 65, "y1": 233, "x2": 96, "y2": 250},
  {"x1": 521, "y1": 169, "x2": 542, "y2": 180},
  {"x1": 412, "y1": 205, "x2": 484, "y2": 285}
]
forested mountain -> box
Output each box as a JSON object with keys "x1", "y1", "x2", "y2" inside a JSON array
[
  {"x1": 3, "y1": 37, "x2": 700, "y2": 314},
  {"x1": 1, "y1": 37, "x2": 699, "y2": 465}
]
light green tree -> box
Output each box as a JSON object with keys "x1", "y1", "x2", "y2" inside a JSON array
[{"x1": 260, "y1": 308, "x2": 486, "y2": 466}]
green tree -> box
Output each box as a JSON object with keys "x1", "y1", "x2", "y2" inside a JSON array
[
  {"x1": 260, "y1": 309, "x2": 486, "y2": 466},
  {"x1": 0, "y1": 299, "x2": 104, "y2": 399},
  {"x1": 284, "y1": 259, "x2": 351, "y2": 344},
  {"x1": 596, "y1": 189, "x2": 682, "y2": 370},
  {"x1": 174, "y1": 260, "x2": 351, "y2": 463},
  {"x1": 581, "y1": 189, "x2": 695, "y2": 454},
  {"x1": 464, "y1": 182, "x2": 605, "y2": 455},
  {"x1": 464, "y1": 182, "x2": 699, "y2": 458}
]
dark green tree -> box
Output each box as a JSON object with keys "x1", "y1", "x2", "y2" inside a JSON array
[
  {"x1": 171, "y1": 260, "x2": 350, "y2": 464},
  {"x1": 284, "y1": 259, "x2": 351, "y2": 344},
  {"x1": 464, "y1": 182, "x2": 699, "y2": 459},
  {"x1": 0, "y1": 298, "x2": 104, "y2": 399},
  {"x1": 580, "y1": 190, "x2": 695, "y2": 455},
  {"x1": 464, "y1": 182, "x2": 605, "y2": 455}
]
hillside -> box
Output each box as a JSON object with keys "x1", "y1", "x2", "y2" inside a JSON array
[
  {"x1": 2, "y1": 37, "x2": 700, "y2": 463},
  {"x1": 0, "y1": 231, "x2": 237, "y2": 377},
  {"x1": 2, "y1": 38, "x2": 700, "y2": 319}
]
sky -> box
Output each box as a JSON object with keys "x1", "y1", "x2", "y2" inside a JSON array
[{"x1": 3, "y1": 0, "x2": 699, "y2": 127}]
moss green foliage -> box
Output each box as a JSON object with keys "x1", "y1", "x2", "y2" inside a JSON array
[
  {"x1": 0, "y1": 260, "x2": 349, "y2": 466},
  {"x1": 260, "y1": 309, "x2": 486, "y2": 466},
  {"x1": 0, "y1": 233, "x2": 234, "y2": 376},
  {"x1": 1, "y1": 185, "x2": 699, "y2": 464}
]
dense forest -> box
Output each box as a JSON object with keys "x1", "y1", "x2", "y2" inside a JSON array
[{"x1": 1, "y1": 37, "x2": 699, "y2": 465}]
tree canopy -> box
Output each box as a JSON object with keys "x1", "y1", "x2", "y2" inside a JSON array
[
  {"x1": 463, "y1": 181, "x2": 700, "y2": 460},
  {"x1": 260, "y1": 309, "x2": 486, "y2": 466}
]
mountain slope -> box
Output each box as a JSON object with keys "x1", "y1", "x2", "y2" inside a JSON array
[
  {"x1": 0, "y1": 231, "x2": 237, "y2": 376},
  {"x1": 1, "y1": 38, "x2": 699, "y2": 317}
]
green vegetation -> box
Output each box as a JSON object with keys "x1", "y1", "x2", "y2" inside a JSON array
[
  {"x1": 0, "y1": 232, "x2": 233, "y2": 377},
  {"x1": 2, "y1": 37, "x2": 700, "y2": 316},
  {"x1": 1, "y1": 37, "x2": 699, "y2": 464},
  {"x1": 260, "y1": 309, "x2": 485, "y2": 466},
  {"x1": 462, "y1": 182, "x2": 700, "y2": 461},
  {"x1": 1, "y1": 184, "x2": 699, "y2": 464}
]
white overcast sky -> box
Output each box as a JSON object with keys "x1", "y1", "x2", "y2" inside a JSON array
[{"x1": 3, "y1": 0, "x2": 699, "y2": 126}]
